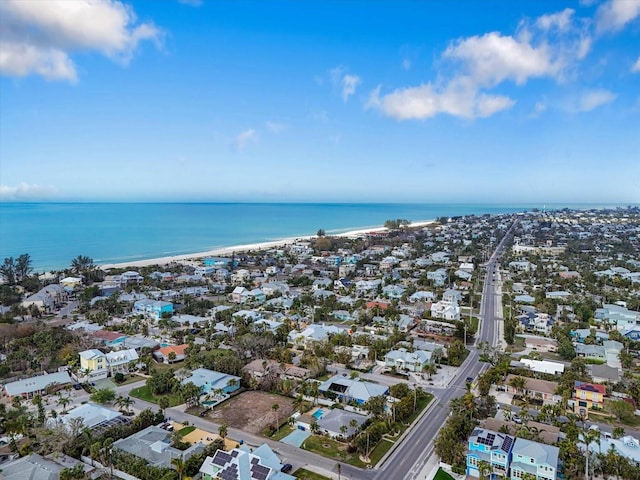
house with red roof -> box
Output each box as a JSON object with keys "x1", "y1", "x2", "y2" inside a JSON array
[{"x1": 573, "y1": 381, "x2": 606, "y2": 418}]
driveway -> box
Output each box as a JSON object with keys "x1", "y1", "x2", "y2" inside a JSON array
[{"x1": 281, "y1": 429, "x2": 311, "y2": 448}]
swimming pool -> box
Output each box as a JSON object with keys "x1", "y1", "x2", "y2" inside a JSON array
[{"x1": 312, "y1": 409, "x2": 325, "y2": 420}]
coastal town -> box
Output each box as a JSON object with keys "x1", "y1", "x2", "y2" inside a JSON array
[{"x1": 1, "y1": 207, "x2": 640, "y2": 480}]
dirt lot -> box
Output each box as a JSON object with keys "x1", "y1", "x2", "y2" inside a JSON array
[{"x1": 207, "y1": 391, "x2": 294, "y2": 434}]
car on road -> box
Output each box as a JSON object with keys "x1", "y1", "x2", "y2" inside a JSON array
[
  {"x1": 512, "y1": 414, "x2": 522, "y2": 424},
  {"x1": 281, "y1": 464, "x2": 292, "y2": 473},
  {"x1": 466, "y1": 376, "x2": 473, "y2": 383}
]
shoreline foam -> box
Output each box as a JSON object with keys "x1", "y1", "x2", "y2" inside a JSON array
[{"x1": 99, "y1": 220, "x2": 434, "y2": 270}]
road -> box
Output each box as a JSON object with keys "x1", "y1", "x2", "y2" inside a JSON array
[{"x1": 361, "y1": 222, "x2": 516, "y2": 480}]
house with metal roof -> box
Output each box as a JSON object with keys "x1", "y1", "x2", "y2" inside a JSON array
[
  {"x1": 579, "y1": 434, "x2": 640, "y2": 468},
  {"x1": 2, "y1": 371, "x2": 72, "y2": 400},
  {"x1": 318, "y1": 375, "x2": 388, "y2": 405},
  {"x1": 466, "y1": 428, "x2": 515, "y2": 478},
  {"x1": 317, "y1": 409, "x2": 369, "y2": 439},
  {"x1": 384, "y1": 348, "x2": 433, "y2": 372},
  {"x1": 112, "y1": 425, "x2": 204, "y2": 469},
  {"x1": 181, "y1": 368, "x2": 241, "y2": 396},
  {"x1": 509, "y1": 437, "x2": 559, "y2": 480},
  {"x1": 51, "y1": 402, "x2": 128, "y2": 434}
]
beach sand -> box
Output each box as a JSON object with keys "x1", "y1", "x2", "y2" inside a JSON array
[{"x1": 99, "y1": 220, "x2": 434, "y2": 270}]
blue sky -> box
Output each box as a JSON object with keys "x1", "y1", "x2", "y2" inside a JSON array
[{"x1": 0, "y1": 0, "x2": 639, "y2": 203}]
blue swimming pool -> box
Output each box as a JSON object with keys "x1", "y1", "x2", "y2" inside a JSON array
[{"x1": 312, "y1": 409, "x2": 324, "y2": 420}]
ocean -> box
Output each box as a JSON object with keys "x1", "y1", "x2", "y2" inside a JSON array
[{"x1": 0, "y1": 202, "x2": 622, "y2": 272}]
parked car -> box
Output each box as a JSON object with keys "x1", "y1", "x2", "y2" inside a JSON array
[
  {"x1": 512, "y1": 414, "x2": 522, "y2": 424},
  {"x1": 281, "y1": 464, "x2": 292, "y2": 473}
]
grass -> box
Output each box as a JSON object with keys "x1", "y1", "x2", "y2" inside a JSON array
[
  {"x1": 293, "y1": 469, "x2": 332, "y2": 480},
  {"x1": 302, "y1": 434, "x2": 367, "y2": 468},
  {"x1": 434, "y1": 467, "x2": 455, "y2": 480},
  {"x1": 268, "y1": 424, "x2": 294, "y2": 441},
  {"x1": 129, "y1": 384, "x2": 182, "y2": 407},
  {"x1": 368, "y1": 439, "x2": 394, "y2": 465},
  {"x1": 178, "y1": 426, "x2": 196, "y2": 437}
]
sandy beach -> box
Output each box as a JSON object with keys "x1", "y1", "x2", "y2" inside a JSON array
[{"x1": 99, "y1": 220, "x2": 434, "y2": 270}]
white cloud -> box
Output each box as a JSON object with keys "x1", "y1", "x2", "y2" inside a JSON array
[
  {"x1": 0, "y1": 0, "x2": 162, "y2": 82},
  {"x1": 233, "y1": 129, "x2": 257, "y2": 151},
  {"x1": 329, "y1": 66, "x2": 361, "y2": 102},
  {"x1": 595, "y1": 0, "x2": 640, "y2": 33},
  {"x1": 632, "y1": 56, "x2": 640, "y2": 73},
  {"x1": 536, "y1": 8, "x2": 575, "y2": 32},
  {"x1": 0, "y1": 183, "x2": 58, "y2": 201},
  {"x1": 265, "y1": 121, "x2": 286, "y2": 133},
  {"x1": 342, "y1": 74, "x2": 361, "y2": 101},
  {"x1": 578, "y1": 89, "x2": 617, "y2": 111},
  {"x1": 443, "y1": 31, "x2": 561, "y2": 87},
  {"x1": 367, "y1": 78, "x2": 515, "y2": 120},
  {"x1": 369, "y1": 7, "x2": 596, "y2": 122}
]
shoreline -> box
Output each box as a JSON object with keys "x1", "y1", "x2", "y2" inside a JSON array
[{"x1": 99, "y1": 220, "x2": 435, "y2": 270}]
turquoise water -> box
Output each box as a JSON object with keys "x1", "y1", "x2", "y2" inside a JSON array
[
  {"x1": 312, "y1": 409, "x2": 325, "y2": 420},
  {"x1": 0, "y1": 202, "x2": 625, "y2": 271}
]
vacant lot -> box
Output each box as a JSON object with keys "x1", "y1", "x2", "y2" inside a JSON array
[{"x1": 206, "y1": 391, "x2": 294, "y2": 434}]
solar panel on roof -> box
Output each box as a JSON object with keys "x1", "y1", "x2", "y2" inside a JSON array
[
  {"x1": 231, "y1": 450, "x2": 239, "y2": 457},
  {"x1": 502, "y1": 436, "x2": 514, "y2": 452}
]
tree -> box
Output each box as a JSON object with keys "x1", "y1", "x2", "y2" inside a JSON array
[
  {"x1": 90, "y1": 388, "x2": 116, "y2": 404},
  {"x1": 509, "y1": 376, "x2": 527, "y2": 397},
  {"x1": 180, "y1": 381, "x2": 202, "y2": 408},
  {"x1": 116, "y1": 396, "x2": 135, "y2": 414},
  {"x1": 423, "y1": 363, "x2": 437, "y2": 379},
  {"x1": 317, "y1": 229, "x2": 326, "y2": 237},
  {"x1": 171, "y1": 456, "x2": 186, "y2": 480},
  {"x1": 272, "y1": 403, "x2": 280, "y2": 429},
  {"x1": 159, "y1": 396, "x2": 170, "y2": 416},
  {"x1": 611, "y1": 399, "x2": 635, "y2": 424},
  {"x1": 218, "y1": 423, "x2": 228, "y2": 439},
  {"x1": 168, "y1": 351, "x2": 177, "y2": 363},
  {"x1": 15, "y1": 254, "x2": 33, "y2": 284},
  {"x1": 70, "y1": 255, "x2": 95, "y2": 282},
  {"x1": 340, "y1": 424, "x2": 348, "y2": 439},
  {"x1": 0, "y1": 257, "x2": 16, "y2": 285}
]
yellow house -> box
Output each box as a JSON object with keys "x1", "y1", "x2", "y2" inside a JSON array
[
  {"x1": 573, "y1": 381, "x2": 606, "y2": 418},
  {"x1": 79, "y1": 349, "x2": 107, "y2": 379}
]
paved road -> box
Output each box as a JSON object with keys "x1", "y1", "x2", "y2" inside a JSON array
[{"x1": 357, "y1": 222, "x2": 516, "y2": 480}]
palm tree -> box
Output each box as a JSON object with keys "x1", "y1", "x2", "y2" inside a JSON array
[
  {"x1": 117, "y1": 396, "x2": 135, "y2": 414},
  {"x1": 158, "y1": 396, "x2": 170, "y2": 416},
  {"x1": 423, "y1": 363, "x2": 437, "y2": 379},
  {"x1": 171, "y1": 456, "x2": 185, "y2": 480},
  {"x1": 340, "y1": 424, "x2": 348, "y2": 439},
  {"x1": 218, "y1": 423, "x2": 228, "y2": 439},
  {"x1": 272, "y1": 403, "x2": 280, "y2": 429},
  {"x1": 509, "y1": 376, "x2": 527, "y2": 397},
  {"x1": 57, "y1": 396, "x2": 71, "y2": 413},
  {"x1": 70, "y1": 255, "x2": 95, "y2": 281}
]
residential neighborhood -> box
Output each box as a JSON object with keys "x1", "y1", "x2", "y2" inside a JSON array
[{"x1": 1, "y1": 207, "x2": 640, "y2": 479}]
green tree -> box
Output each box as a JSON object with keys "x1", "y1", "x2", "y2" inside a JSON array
[
  {"x1": 180, "y1": 382, "x2": 202, "y2": 408},
  {"x1": 90, "y1": 388, "x2": 116, "y2": 404},
  {"x1": 218, "y1": 423, "x2": 228, "y2": 439},
  {"x1": 272, "y1": 403, "x2": 280, "y2": 429}
]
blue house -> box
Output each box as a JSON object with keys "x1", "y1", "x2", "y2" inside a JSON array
[
  {"x1": 181, "y1": 368, "x2": 241, "y2": 396},
  {"x1": 134, "y1": 299, "x2": 173, "y2": 319},
  {"x1": 467, "y1": 428, "x2": 515, "y2": 479}
]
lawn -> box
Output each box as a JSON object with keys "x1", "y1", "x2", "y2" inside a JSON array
[
  {"x1": 302, "y1": 434, "x2": 367, "y2": 468},
  {"x1": 293, "y1": 469, "x2": 331, "y2": 480},
  {"x1": 368, "y1": 439, "x2": 394, "y2": 465},
  {"x1": 129, "y1": 384, "x2": 182, "y2": 407},
  {"x1": 268, "y1": 424, "x2": 294, "y2": 441},
  {"x1": 434, "y1": 467, "x2": 455, "y2": 480},
  {"x1": 178, "y1": 426, "x2": 196, "y2": 437},
  {"x1": 113, "y1": 374, "x2": 146, "y2": 387}
]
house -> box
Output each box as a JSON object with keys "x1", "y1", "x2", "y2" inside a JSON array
[
  {"x1": 200, "y1": 444, "x2": 295, "y2": 480},
  {"x1": 589, "y1": 364, "x2": 621, "y2": 383},
  {"x1": 571, "y1": 328, "x2": 609, "y2": 344},
  {"x1": 509, "y1": 437, "x2": 560, "y2": 480},
  {"x1": 52, "y1": 403, "x2": 127, "y2": 434},
  {"x1": 181, "y1": 368, "x2": 241, "y2": 396},
  {"x1": 517, "y1": 313, "x2": 554, "y2": 335},
  {"x1": 2, "y1": 371, "x2": 72, "y2": 400},
  {"x1": 317, "y1": 409, "x2": 369, "y2": 439},
  {"x1": 113, "y1": 425, "x2": 205, "y2": 469},
  {"x1": 153, "y1": 344, "x2": 189, "y2": 364},
  {"x1": 519, "y1": 359, "x2": 564, "y2": 375},
  {"x1": 133, "y1": 299, "x2": 173, "y2": 319},
  {"x1": 430, "y1": 299, "x2": 460, "y2": 321},
  {"x1": 384, "y1": 348, "x2": 432, "y2": 372},
  {"x1": 21, "y1": 284, "x2": 67, "y2": 312},
  {"x1": 92, "y1": 330, "x2": 127, "y2": 347},
  {"x1": 318, "y1": 375, "x2": 388, "y2": 405},
  {"x1": 79, "y1": 348, "x2": 139, "y2": 380},
  {"x1": 579, "y1": 434, "x2": 640, "y2": 468},
  {"x1": 466, "y1": 428, "x2": 515, "y2": 479},
  {"x1": 575, "y1": 340, "x2": 623, "y2": 369},
  {"x1": 0, "y1": 453, "x2": 77, "y2": 480},
  {"x1": 382, "y1": 284, "x2": 405, "y2": 299},
  {"x1": 573, "y1": 382, "x2": 606, "y2": 418},
  {"x1": 288, "y1": 324, "x2": 345, "y2": 347},
  {"x1": 504, "y1": 375, "x2": 562, "y2": 405},
  {"x1": 409, "y1": 291, "x2": 436, "y2": 303}
]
